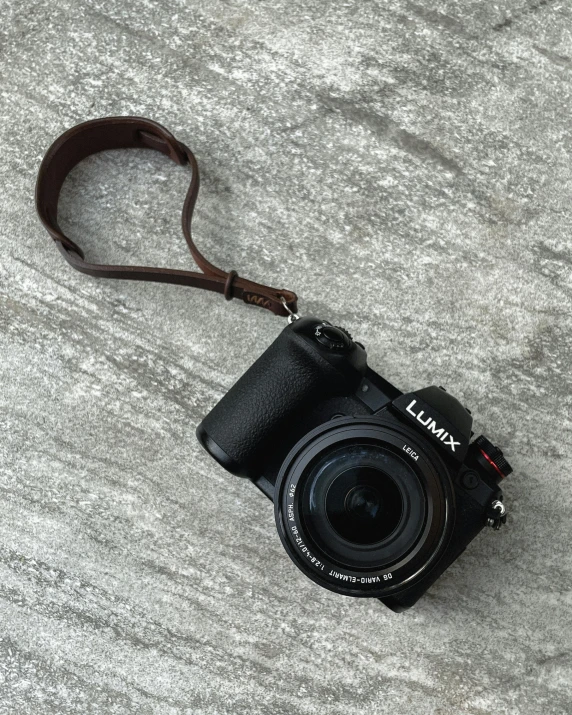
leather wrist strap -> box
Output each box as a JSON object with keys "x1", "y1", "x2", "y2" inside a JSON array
[{"x1": 35, "y1": 116, "x2": 298, "y2": 317}]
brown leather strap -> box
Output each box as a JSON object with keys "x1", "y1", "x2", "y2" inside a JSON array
[{"x1": 35, "y1": 116, "x2": 298, "y2": 317}]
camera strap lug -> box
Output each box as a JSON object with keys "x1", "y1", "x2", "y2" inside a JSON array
[{"x1": 486, "y1": 499, "x2": 507, "y2": 530}]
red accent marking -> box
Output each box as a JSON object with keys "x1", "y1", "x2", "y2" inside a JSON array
[{"x1": 480, "y1": 448, "x2": 504, "y2": 478}]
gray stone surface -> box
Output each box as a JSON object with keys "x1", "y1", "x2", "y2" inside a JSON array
[{"x1": 1, "y1": 0, "x2": 571, "y2": 712}]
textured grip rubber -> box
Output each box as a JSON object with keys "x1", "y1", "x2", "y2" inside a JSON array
[{"x1": 197, "y1": 321, "x2": 364, "y2": 476}]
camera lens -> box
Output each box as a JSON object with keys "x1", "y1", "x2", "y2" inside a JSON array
[
  {"x1": 325, "y1": 467, "x2": 403, "y2": 544},
  {"x1": 276, "y1": 420, "x2": 453, "y2": 597},
  {"x1": 300, "y1": 442, "x2": 426, "y2": 570}
]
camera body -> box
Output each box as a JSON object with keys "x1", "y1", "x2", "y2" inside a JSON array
[{"x1": 197, "y1": 317, "x2": 512, "y2": 611}]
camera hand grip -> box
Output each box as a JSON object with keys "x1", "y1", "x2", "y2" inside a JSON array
[{"x1": 196, "y1": 319, "x2": 366, "y2": 477}]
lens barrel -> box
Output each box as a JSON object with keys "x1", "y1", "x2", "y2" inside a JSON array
[{"x1": 275, "y1": 418, "x2": 453, "y2": 598}]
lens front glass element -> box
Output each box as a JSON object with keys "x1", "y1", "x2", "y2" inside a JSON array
[
  {"x1": 325, "y1": 466, "x2": 403, "y2": 544},
  {"x1": 301, "y1": 442, "x2": 426, "y2": 569}
]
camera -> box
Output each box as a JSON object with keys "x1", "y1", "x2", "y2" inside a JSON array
[{"x1": 196, "y1": 317, "x2": 512, "y2": 611}]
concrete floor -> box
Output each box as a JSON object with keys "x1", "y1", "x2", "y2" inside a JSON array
[{"x1": 1, "y1": 0, "x2": 572, "y2": 712}]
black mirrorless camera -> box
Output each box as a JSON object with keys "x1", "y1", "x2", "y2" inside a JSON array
[{"x1": 197, "y1": 317, "x2": 512, "y2": 611}]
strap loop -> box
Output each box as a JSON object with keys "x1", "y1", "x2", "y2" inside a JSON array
[
  {"x1": 35, "y1": 116, "x2": 298, "y2": 317},
  {"x1": 223, "y1": 270, "x2": 239, "y2": 301}
]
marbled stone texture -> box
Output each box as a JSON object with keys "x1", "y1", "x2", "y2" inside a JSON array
[{"x1": 1, "y1": 1, "x2": 571, "y2": 712}]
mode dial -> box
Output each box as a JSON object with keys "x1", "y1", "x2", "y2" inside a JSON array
[
  {"x1": 474, "y1": 435, "x2": 513, "y2": 479},
  {"x1": 314, "y1": 323, "x2": 353, "y2": 352}
]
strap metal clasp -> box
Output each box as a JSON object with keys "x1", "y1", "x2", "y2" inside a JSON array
[{"x1": 281, "y1": 296, "x2": 301, "y2": 323}]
